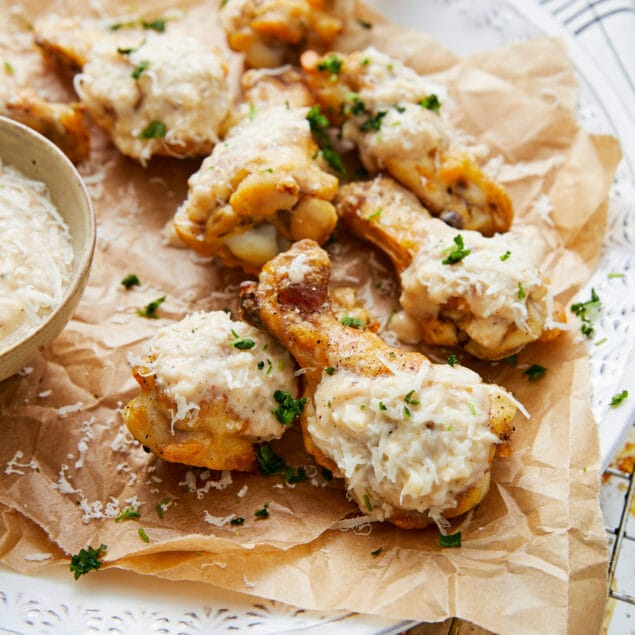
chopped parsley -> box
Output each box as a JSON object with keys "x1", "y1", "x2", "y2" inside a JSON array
[
  {"x1": 306, "y1": 105, "x2": 346, "y2": 175},
  {"x1": 324, "y1": 366, "x2": 336, "y2": 375},
  {"x1": 608, "y1": 272, "x2": 624, "y2": 279},
  {"x1": 524, "y1": 364, "x2": 547, "y2": 380},
  {"x1": 378, "y1": 401, "x2": 387, "y2": 411},
  {"x1": 230, "y1": 329, "x2": 256, "y2": 350},
  {"x1": 141, "y1": 18, "x2": 167, "y2": 32},
  {"x1": 356, "y1": 18, "x2": 373, "y2": 29},
  {"x1": 469, "y1": 403, "x2": 477, "y2": 416},
  {"x1": 360, "y1": 56, "x2": 370, "y2": 66},
  {"x1": 505, "y1": 354, "x2": 518, "y2": 366},
  {"x1": 348, "y1": 95, "x2": 367, "y2": 116},
  {"x1": 447, "y1": 354, "x2": 457, "y2": 366},
  {"x1": 393, "y1": 103, "x2": 406, "y2": 114},
  {"x1": 255, "y1": 503, "x2": 270, "y2": 519},
  {"x1": 114, "y1": 507, "x2": 140, "y2": 522},
  {"x1": 285, "y1": 466, "x2": 309, "y2": 484},
  {"x1": 367, "y1": 207, "x2": 382, "y2": 221},
  {"x1": 404, "y1": 406, "x2": 411, "y2": 418},
  {"x1": 363, "y1": 494, "x2": 373, "y2": 512},
  {"x1": 139, "y1": 120, "x2": 166, "y2": 139},
  {"x1": 317, "y1": 53, "x2": 343, "y2": 75},
  {"x1": 257, "y1": 360, "x2": 265, "y2": 370},
  {"x1": 517, "y1": 282, "x2": 526, "y2": 300},
  {"x1": 500, "y1": 250, "x2": 511, "y2": 261},
  {"x1": 3, "y1": 61, "x2": 14, "y2": 75},
  {"x1": 131, "y1": 59, "x2": 149, "y2": 79},
  {"x1": 595, "y1": 337, "x2": 607, "y2": 347},
  {"x1": 155, "y1": 498, "x2": 171, "y2": 518},
  {"x1": 360, "y1": 110, "x2": 387, "y2": 132},
  {"x1": 248, "y1": 101, "x2": 257, "y2": 120},
  {"x1": 121, "y1": 273, "x2": 140, "y2": 289},
  {"x1": 442, "y1": 235, "x2": 471, "y2": 265},
  {"x1": 570, "y1": 288, "x2": 601, "y2": 338},
  {"x1": 419, "y1": 94, "x2": 441, "y2": 112},
  {"x1": 610, "y1": 390, "x2": 629, "y2": 408},
  {"x1": 116, "y1": 43, "x2": 142, "y2": 55},
  {"x1": 370, "y1": 547, "x2": 383, "y2": 557},
  {"x1": 340, "y1": 314, "x2": 365, "y2": 329},
  {"x1": 109, "y1": 20, "x2": 138, "y2": 31},
  {"x1": 69, "y1": 544, "x2": 107, "y2": 580},
  {"x1": 136, "y1": 295, "x2": 165, "y2": 318},
  {"x1": 439, "y1": 532, "x2": 461, "y2": 548},
  {"x1": 138, "y1": 528, "x2": 150, "y2": 543},
  {"x1": 272, "y1": 390, "x2": 306, "y2": 426},
  {"x1": 256, "y1": 443, "x2": 286, "y2": 475},
  {"x1": 230, "y1": 517, "x2": 245, "y2": 525},
  {"x1": 404, "y1": 390, "x2": 419, "y2": 405}
]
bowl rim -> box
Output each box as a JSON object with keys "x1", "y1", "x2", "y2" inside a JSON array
[{"x1": 0, "y1": 115, "x2": 96, "y2": 362}]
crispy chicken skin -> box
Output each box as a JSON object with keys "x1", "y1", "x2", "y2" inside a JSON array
[
  {"x1": 336, "y1": 177, "x2": 560, "y2": 360},
  {"x1": 122, "y1": 311, "x2": 299, "y2": 472},
  {"x1": 302, "y1": 47, "x2": 513, "y2": 235},
  {"x1": 240, "y1": 240, "x2": 517, "y2": 528},
  {"x1": 173, "y1": 103, "x2": 339, "y2": 272},
  {"x1": 1, "y1": 72, "x2": 89, "y2": 164},
  {"x1": 34, "y1": 18, "x2": 231, "y2": 163},
  {"x1": 220, "y1": 0, "x2": 349, "y2": 68}
]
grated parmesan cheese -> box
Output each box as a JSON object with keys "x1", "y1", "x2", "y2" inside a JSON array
[{"x1": 0, "y1": 156, "x2": 73, "y2": 351}]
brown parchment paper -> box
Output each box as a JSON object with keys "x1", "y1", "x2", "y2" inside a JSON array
[{"x1": 0, "y1": 1, "x2": 623, "y2": 634}]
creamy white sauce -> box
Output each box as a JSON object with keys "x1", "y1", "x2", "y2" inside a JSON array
[
  {"x1": 400, "y1": 219, "x2": 548, "y2": 351},
  {"x1": 140, "y1": 311, "x2": 298, "y2": 440},
  {"x1": 310, "y1": 360, "x2": 501, "y2": 521},
  {"x1": 75, "y1": 33, "x2": 230, "y2": 163},
  {"x1": 0, "y1": 156, "x2": 73, "y2": 351}
]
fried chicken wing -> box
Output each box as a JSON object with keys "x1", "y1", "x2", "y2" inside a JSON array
[
  {"x1": 1, "y1": 71, "x2": 89, "y2": 164},
  {"x1": 336, "y1": 177, "x2": 559, "y2": 359},
  {"x1": 173, "y1": 104, "x2": 339, "y2": 272},
  {"x1": 302, "y1": 47, "x2": 513, "y2": 235},
  {"x1": 240, "y1": 239, "x2": 518, "y2": 528},
  {"x1": 122, "y1": 311, "x2": 300, "y2": 472},
  {"x1": 35, "y1": 18, "x2": 230, "y2": 163},
  {"x1": 220, "y1": 0, "x2": 349, "y2": 68}
]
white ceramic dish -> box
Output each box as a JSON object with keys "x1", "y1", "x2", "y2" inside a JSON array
[
  {"x1": 0, "y1": 116, "x2": 95, "y2": 383},
  {"x1": 1, "y1": 1, "x2": 633, "y2": 633}
]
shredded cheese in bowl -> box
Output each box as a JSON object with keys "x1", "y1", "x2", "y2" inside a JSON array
[{"x1": 0, "y1": 155, "x2": 73, "y2": 351}]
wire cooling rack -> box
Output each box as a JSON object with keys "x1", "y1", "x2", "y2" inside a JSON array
[{"x1": 602, "y1": 421, "x2": 635, "y2": 633}]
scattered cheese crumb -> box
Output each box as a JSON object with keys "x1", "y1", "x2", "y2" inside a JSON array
[
  {"x1": 37, "y1": 389, "x2": 52, "y2": 398},
  {"x1": 4, "y1": 450, "x2": 39, "y2": 475},
  {"x1": 24, "y1": 552, "x2": 53, "y2": 562},
  {"x1": 243, "y1": 575, "x2": 257, "y2": 589},
  {"x1": 237, "y1": 485, "x2": 248, "y2": 498},
  {"x1": 203, "y1": 512, "x2": 236, "y2": 526},
  {"x1": 57, "y1": 401, "x2": 84, "y2": 418}
]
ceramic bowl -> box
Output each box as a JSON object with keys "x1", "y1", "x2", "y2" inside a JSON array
[{"x1": 0, "y1": 116, "x2": 95, "y2": 382}]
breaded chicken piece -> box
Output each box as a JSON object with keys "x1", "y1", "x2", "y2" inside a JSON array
[
  {"x1": 173, "y1": 104, "x2": 339, "y2": 272},
  {"x1": 336, "y1": 177, "x2": 560, "y2": 360},
  {"x1": 302, "y1": 47, "x2": 513, "y2": 235},
  {"x1": 240, "y1": 240, "x2": 518, "y2": 529},
  {"x1": 35, "y1": 17, "x2": 230, "y2": 163},
  {"x1": 122, "y1": 311, "x2": 300, "y2": 472},
  {"x1": 220, "y1": 0, "x2": 350, "y2": 68},
  {"x1": 1, "y1": 73, "x2": 89, "y2": 164}
]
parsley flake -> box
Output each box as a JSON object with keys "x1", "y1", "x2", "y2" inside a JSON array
[
  {"x1": 404, "y1": 390, "x2": 419, "y2": 405},
  {"x1": 230, "y1": 329, "x2": 256, "y2": 350},
  {"x1": 524, "y1": 364, "x2": 547, "y2": 380},
  {"x1": 256, "y1": 443, "x2": 286, "y2": 475},
  {"x1": 284, "y1": 466, "x2": 309, "y2": 484},
  {"x1": 138, "y1": 528, "x2": 150, "y2": 543},
  {"x1": 447, "y1": 354, "x2": 457, "y2": 366},
  {"x1": 439, "y1": 532, "x2": 461, "y2": 548},
  {"x1": 69, "y1": 544, "x2": 107, "y2": 580},
  {"x1": 324, "y1": 366, "x2": 336, "y2": 375},
  {"x1": 610, "y1": 390, "x2": 628, "y2": 408},
  {"x1": 230, "y1": 517, "x2": 245, "y2": 525},
  {"x1": 363, "y1": 494, "x2": 373, "y2": 512},
  {"x1": 317, "y1": 54, "x2": 343, "y2": 75},
  {"x1": 255, "y1": 503, "x2": 270, "y2": 519},
  {"x1": 356, "y1": 18, "x2": 373, "y2": 29},
  {"x1": 419, "y1": 94, "x2": 441, "y2": 112},
  {"x1": 306, "y1": 105, "x2": 346, "y2": 175},
  {"x1": 121, "y1": 273, "x2": 140, "y2": 289},
  {"x1": 500, "y1": 250, "x2": 511, "y2": 261},
  {"x1": 141, "y1": 18, "x2": 167, "y2": 32},
  {"x1": 114, "y1": 507, "x2": 140, "y2": 522},
  {"x1": 340, "y1": 314, "x2": 365, "y2": 329},
  {"x1": 442, "y1": 235, "x2": 471, "y2": 265},
  {"x1": 370, "y1": 547, "x2": 383, "y2": 557},
  {"x1": 360, "y1": 110, "x2": 387, "y2": 132},
  {"x1": 570, "y1": 288, "x2": 601, "y2": 338},
  {"x1": 155, "y1": 498, "x2": 171, "y2": 518},
  {"x1": 505, "y1": 354, "x2": 518, "y2": 366},
  {"x1": 272, "y1": 390, "x2": 306, "y2": 426},
  {"x1": 131, "y1": 59, "x2": 149, "y2": 79},
  {"x1": 136, "y1": 295, "x2": 165, "y2": 318},
  {"x1": 518, "y1": 282, "x2": 526, "y2": 300},
  {"x1": 139, "y1": 120, "x2": 166, "y2": 139},
  {"x1": 367, "y1": 207, "x2": 382, "y2": 221},
  {"x1": 257, "y1": 360, "x2": 265, "y2": 370},
  {"x1": 608, "y1": 272, "x2": 624, "y2": 279},
  {"x1": 378, "y1": 401, "x2": 387, "y2": 411},
  {"x1": 3, "y1": 61, "x2": 14, "y2": 75}
]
